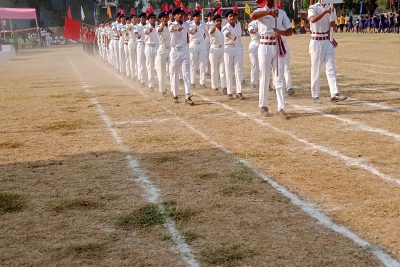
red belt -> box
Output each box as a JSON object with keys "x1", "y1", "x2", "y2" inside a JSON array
[
  {"x1": 260, "y1": 35, "x2": 275, "y2": 40},
  {"x1": 311, "y1": 36, "x2": 329, "y2": 40},
  {"x1": 260, "y1": 42, "x2": 276, "y2": 45}
]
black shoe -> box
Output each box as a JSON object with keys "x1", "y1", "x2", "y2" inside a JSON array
[
  {"x1": 191, "y1": 84, "x2": 196, "y2": 88},
  {"x1": 185, "y1": 97, "x2": 194, "y2": 106},
  {"x1": 261, "y1": 107, "x2": 269, "y2": 117},
  {"x1": 236, "y1": 93, "x2": 245, "y2": 100},
  {"x1": 228, "y1": 94, "x2": 234, "y2": 99},
  {"x1": 173, "y1": 96, "x2": 178, "y2": 103},
  {"x1": 161, "y1": 92, "x2": 167, "y2": 97},
  {"x1": 287, "y1": 88, "x2": 295, "y2": 95},
  {"x1": 251, "y1": 84, "x2": 257, "y2": 90},
  {"x1": 200, "y1": 84, "x2": 206, "y2": 88},
  {"x1": 331, "y1": 93, "x2": 347, "y2": 102},
  {"x1": 222, "y1": 88, "x2": 227, "y2": 94}
]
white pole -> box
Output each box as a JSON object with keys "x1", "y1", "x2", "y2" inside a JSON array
[{"x1": 9, "y1": 19, "x2": 13, "y2": 31}]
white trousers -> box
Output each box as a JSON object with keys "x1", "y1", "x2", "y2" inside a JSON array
[
  {"x1": 118, "y1": 40, "x2": 126, "y2": 74},
  {"x1": 189, "y1": 42, "x2": 206, "y2": 85},
  {"x1": 124, "y1": 43, "x2": 130, "y2": 77},
  {"x1": 111, "y1": 39, "x2": 119, "y2": 71},
  {"x1": 249, "y1": 42, "x2": 259, "y2": 86},
  {"x1": 258, "y1": 44, "x2": 285, "y2": 111},
  {"x1": 238, "y1": 43, "x2": 244, "y2": 82},
  {"x1": 155, "y1": 49, "x2": 170, "y2": 93},
  {"x1": 127, "y1": 40, "x2": 137, "y2": 79},
  {"x1": 309, "y1": 40, "x2": 339, "y2": 98},
  {"x1": 209, "y1": 47, "x2": 226, "y2": 90},
  {"x1": 97, "y1": 41, "x2": 103, "y2": 57},
  {"x1": 169, "y1": 47, "x2": 192, "y2": 98},
  {"x1": 224, "y1": 46, "x2": 242, "y2": 95},
  {"x1": 283, "y1": 45, "x2": 292, "y2": 90},
  {"x1": 145, "y1": 45, "x2": 157, "y2": 88},
  {"x1": 136, "y1": 42, "x2": 146, "y2": 84}
]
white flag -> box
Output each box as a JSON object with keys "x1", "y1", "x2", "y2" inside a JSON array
[{"x1": 81, "y1": 6, "x2": 85, "y2": 21}]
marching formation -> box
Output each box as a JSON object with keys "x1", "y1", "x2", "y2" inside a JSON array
[{"x1": 93, "y1": 0, "x2": 347, "y2": 116}]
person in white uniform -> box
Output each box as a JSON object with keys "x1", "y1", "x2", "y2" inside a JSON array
[
  {"x1": 188, "y1": 10, "x2": 207, "y2": 88},
  {"x1": 248, "y1": 19, "x2": 260, "y2": 89},
  {"x1": 155, "y1": 10, "x2": 171, "y2": 96},
  {"x1": 222, "y1": 10, "x2": 245, "y2": 100},
  {"x1": 144, "y1": 12, "x2": 159, "y2": 90},
  {"x1": 135, "y1": 12, "x2": 147, "y2": 85},
  {"x1": 127, "y1": 12, "x2": 137, "y2": 80},
  {"x1": 251, "y1": 0, "x2": 292, "y2": 116},
  {"x1": 117, "y1": 14, "x2": 126, "y2": 74},
  {"x1": 111, "y1": 13, "x2": 121, "y2": 71},
  {"x1": 208, "y1": 13, "x2": 226, "y2": 93},
  {"x1": 168, "y1": 7, "x2": 194, "y2": 105},
  {"x1": 308, "y1": 1, "x2": 347, "y2": 102}
]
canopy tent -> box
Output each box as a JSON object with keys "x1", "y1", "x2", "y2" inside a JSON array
[
  {"x1": 0, "y1": 7, "x2": 37, "y2": 19},
  {"x1": 0, "y1": 7, "x2": 38, "y2": 34}
]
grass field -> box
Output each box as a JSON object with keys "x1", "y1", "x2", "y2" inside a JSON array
[{"x1": 0, "y1": 33, "x2": 399, "y2": 266}]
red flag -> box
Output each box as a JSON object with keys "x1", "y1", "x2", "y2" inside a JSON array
[
  {"x1": 64, "y1": 17, "x2": 81, "y2": 41},
  {"x1": 67, "y1": 5, "x2": 72, "y2": 19}
]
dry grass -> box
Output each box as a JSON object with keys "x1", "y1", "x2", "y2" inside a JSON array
[
  {"x1": 116, "y1": 203, "x2": 165, "y2": 229},
  {"x1": 202, "y1": 245, "x2": 257, "y2": 265},
  {"x1": 0, "y1": 141, "x2": 23, "y2": 149},
  {"x1": 37, "y1": 119, "x2": 91, "y2": 132},
  {"x1": 56, "y1": 242, "x2": 106, "y2": 259},
  {"x1": 0, "y1": 192, "x2": 25, "y2": 213},
  {"x1": 51, "y1": 198, "x2": 103, "y2": 213}
]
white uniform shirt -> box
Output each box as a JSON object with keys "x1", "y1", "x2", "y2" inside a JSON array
[
  {"x1": 222, "y1": 22, "x2": 241, "y2": 46},
  {"x1": 255, "y1": 7, "x2": 291, "y2": 36},
  {"x1": 144, "y1": 24, "x2": 159, "y2": 46},
  {"x1": 111, "y1": 21, "x2": 118, "y2": 38},
  {"x1": 126, "y1": 23, "x2": 136, "y2": 42},
  {"x1": 135, "y1": 23, "x2": 147, "y2": 43},
  {"x1": 169, "y1": 21, "x2": 190, "y2": 48},
  {"x1": 189, "y1": 21, "x2": 206, "y2": 44},
  {"x1": 209, "y1": 27, "x2": 224, "y2": 48},
  {"x1": 156, "y1": 24, "x2": 171, "y2": 49},
  {"x1": 308, "y1": 3, "x2": 337, "y2": 34}
]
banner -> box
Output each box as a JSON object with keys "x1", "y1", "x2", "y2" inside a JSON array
[{"x1": 64, "y1": 17, "x2": 81, "y2": 41}]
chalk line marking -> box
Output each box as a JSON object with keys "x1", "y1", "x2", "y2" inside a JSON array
[
  {"x1": 68, "y1": 58, "x2": 200, "y2": 267},
  {"x1": 83, "y1": 50, "x2": 400, "y2": 266},
  {"x1": 194, "y1": 94, "x2": 400, "y2": 187},
  {"x1": 288, "y1": 103, "x2": 400, "y2": 142}
]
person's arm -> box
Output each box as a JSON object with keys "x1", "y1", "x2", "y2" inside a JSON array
[
  {"x1": 251, "y1": 9, "x2": 277, "y2": 20},
  {"x1": 158, "y1": 24, "x2": 164, "y2": 32},
  {"x1": 309, "y1": 6, "x2": 332, "y2": 24},
  {"x1": 209, "y1": 27, "x2": 216, "y2": 35}
]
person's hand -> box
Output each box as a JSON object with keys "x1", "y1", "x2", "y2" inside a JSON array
[
  {"x1": 149, "y1": 28, "x2": 153, "y2": 33},
  {"x1": 269, "y1": 9, "x2": 278, "y2": 17},
  {"x1": 273, "y1": 29, "x2": 281, "y2": 36},
  {"x1": 324, "y1": 6, "x2": 332, "y2": 14},
  {"x1": 330, "y1": 21, "x2": 336, "y2": 27},
  {"x1": 178, "y1": 26, "x2": 183, "y2": 32}
]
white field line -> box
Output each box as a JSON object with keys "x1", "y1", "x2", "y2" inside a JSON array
[
  {"x1": 288, "y1": 103, "x2": 400, "y2": 142},
  {"x1": 83, "y1": 52, "x2": 400, "y2": 266},
  {"x1": 68, "y1": 60, "x2": 200, "y2": 267},
  {"x1": 348, "y1": 98, "x2": 400, "y2": 113},
  {"x1": 159, "y1": 107, "x2": 400, "y2": 267},
  {"x1": 195, "y1": 94, "x2": 400, "y2": 187},
  {"x1": 291, "y1": 55, "x2": 400, "y2": 69}
]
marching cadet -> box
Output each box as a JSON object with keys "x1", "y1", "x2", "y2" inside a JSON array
[
  {"x1": 123, "y1": 15, "x2": 131, "y2": 77},
  {"x1": 248, "y1": 19, "x2": 260, "y2": 89},
  {"x1": 127, "y1": 12, "x2": 137, "y2": 80},
  {"x1": 204, "y1": 11, "x2": 214, "y2": 76},
  {"x1": 155, "y1": 10, "x2": 171, "y2": 96},
  {"x1": 308, "y1": 1, "x2": 347, "y2": 102},
  {"x1": 189, "y1": 9, "x2": 207, "y2": 88},
  {"x1": 222, "y1": 9, "x2": 245, "y2": 100},
  {"x1": 208, "y1": 13, "x2": 226, "y2": 92},
  {"x1": 144, "y1": 10, "x2": 159, "y2": 90},
  {"x1": 283, "y1": 34, "x2": 294, "y2": 95},
  {"x1": 251, "y1": 0, "x2": 292, "y2": 116},
  {"x1": 111, "y1": 12, "x2": 121, "y2": 71},
  {"x1": 96, "y1": 22, "x2": 104, "y2": 59},
  {"x1": 118, "y1": 14, "x2": 127, "y2": 74},
  {"x1": 233, "y1": 10, "x2": 245, "y2": 85},
  {"x1": 135, "y1": 12, "x2": 147, "y2": 85},
  {"x1": 168, "y1": 6, "x2": 194, "y2": 105}
]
